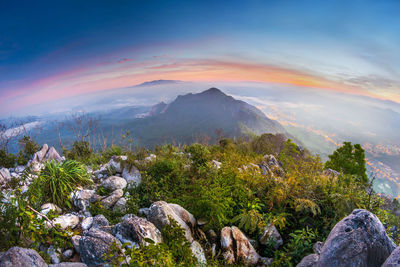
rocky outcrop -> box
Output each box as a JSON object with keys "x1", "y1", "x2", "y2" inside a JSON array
[
  {"x1": 220, "y1": 226, "x2": 261, "y2": 265},
  {"x1": 72, "y1": 189, "x2": 95, "y2": 211},
  {"x1": 258, "y1": 154, "x2": 284, "y2": 177},
  {"x1": 100, "y1": 189, "x2": 123, "y2": 209},
  {"x1": 382, "y1": 245, "x2": 400, "y2": 267},
  {"x1": 79, "y1": 228, "x2": 120, "y2": 266},
  {"x1": 30, "y1": 144, "x2": 63, "y2": 172},
  {"x1": 43, "y1": 147, "x2": 63, "y2": 162},
  {"x1": 0, "y1": 246, "x2": 47, "y2": 267},
  {"x1": 298, "y1": 209, "x2": 396, "y2": 267},
  {"x1": 51, "y1": 214, "x2": 79, "y2": 230},
  {"x1": 113, "y1": 214, "x2": 162, "y2": 248},
  {"x1": 146, "y1": 201, "x2": 194, "y2": 243},
  {"x1": 259, "y1": 223, "x2": 283, "y2": 249}
]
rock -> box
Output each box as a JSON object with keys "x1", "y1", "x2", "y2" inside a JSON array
[
  {"x1": 107, "y1": 156, "x2": 127, "y2": 173},
  {"x1": 0, "y1": 168, "x2": 11, "y2": 183},
  {"x1": 0, "y1": 246, "x2": 47, "y2": 267},
  {"x1": 49, "y1": 263, "x2": 87, "y2": 267},
  {"x1": 101, "y1": 176, "x2": 127, "y2": 191},
  {"x1": 212, "y1": 160, "x2": 222, "y2": 169},
  {"x1": 169, "y1": 203, "x2": 197, "y2": 230},
  {"x1": 15, "y1": 166, "x2": 25, "y2": 173},
  {"x1": 41, "y1": 203, "x2": 62, "y2": 215},
  {"x1": 258, "y1": 154, "x2": 284, "y2": 177},
  {"x1": 232, "y1": 226, "x2": 260, "y2": 265},
  {"x1": 144, "y1": 154, "x2": 156, "y2": 162},
  {"x1": 43, "y1": 146, "x2": 63, "y2": 162},
  {"x1": 113, "y1": 214, "x2": 162, "y2": 248},
  {"x1": 32, "y1": 144, "x2": 49, "y2": 163},
  {"x1": 259, "y1": 223, "x2": 283, "y2": 249},
  {"x1": 51, "y1": 214, "x2": 79, "y2": 229},
  {"x1": 91, "y1": 214, "x2": 109, "y2": 230},
  {"x1": 300, "y1": 209, "x2": 396, "y2": 267},
  {"x1": 382, "y1": 245, "x2": 400, "y2": 267},
  {"x1": 220, "y1": 226, "x2": 260, "y2": 265},
  {"x1": 220, "y1": 227, "x2": 235, "y2": 264},
  {"x1": 100, "y1": 189, "x2": 123, "y2": 209},
  {"x1": 313, "y1": 241, "x2": 324, "y2": 255},
  {"x1": 62, "y1": 249, "x2": 73, "y2": 260},
  {"x1": 296, "y1": 254, "x2": 319, "y2": 267},
  {"x1": 323, "y1": 168, "x2": 340, "y2": 177},
  {"x1": 71, "y1": 235, "x2": 82, "y2": 253},
  {"x1": 113, "y1": 197, "x2": 127, "y2": 213},
  {"x1": 81, "y1": 217, "x2": 93, "y2": 231},
  {"x1": 47, "y1": 245, "x2": 60, "y2": 264},
  {"x1": 79, "y1": 228, "x2": 120, "y2": 266},
  {"x1": 72, "y1": 189, "x2": 95, "y2": 211},
  {"x1": 122, "y1": 165, "x2": 141, "y2": 186},
  {"x1": 147, "y1": 201, "x2": 194, "y2": 242},
  {"x1": 190, "y1": 241, "x2": 207, "y2": 266}
]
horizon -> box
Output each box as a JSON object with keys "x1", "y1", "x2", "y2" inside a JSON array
[{"x1": 1, "y1": 1, "x2": 400, "y2": 116}]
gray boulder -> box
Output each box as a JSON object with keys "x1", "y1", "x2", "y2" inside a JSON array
[
  {"x1": 113, "y1": 197, "x2": 127, "y2": 213},
  {"x1": 146, "y1": 201, "x2": 194, "y2": 242},
  {"x1": 81, "y1": 217, "x2": 93, "y2": 231},
  {"x1": 32, "y1": 144, "x2": 49, "y2": 163},
  {"x1": 0, "y1": 168, "x2": 10, "y2": 184},
  {"x1": 43, "y1": 147, "x2": 63, "y2": 162},
  {"x1": 101, "y1": 176, "x2": 127, "y2": 191},
  {"x1": 382, "y1": 245, "x2": 400, "y2": 267},
  {"x1": 40, "y1": 203, "x2": 62, "y2": 215},
  {"x1": 297, "y1": 254, "x2": 319, "y2": 267},
  {"x1": 299, "y1": 209, "x2": 396, "y2": 267},
  {"x1": 79, "y1": 228, "x2": 120, "y2": 266},
  {"x1": 113, "y1": 214, "x2": 162, "y2": 248},
  {"x1": 0, "y1": 246, "x2": 47, "y2": 267},
  {"x1": 71, "y1": 235, "x2": 82, "y2": 253},
  {"x1": 100, "y1": 189, "x2": 123, "y2": 209},
  {"x1": 47, "y1": 246, "x2": 60, "y2": 264},
  {"x1": 220, "y1": 226, "x2": 260, "y2": 265},
  {"x1": 190, "y1": 240, "x2": 207, "y2": 266},
  {"x1": 49, "y1": 264, "x2": 87, "y2": 267},
  {"x1": 259, "y1": 223, "x2": 283, "y2": 249},
  {"x1": 51, "y1": 214, "x2": 79, "y2": 230},
  {"x1": 91, "y1": 214, "x2": 110, "y2": 232},
  {"x1": 122, "y1": 165, "x2": 141, "y2": 186},
  {"x1": 72, "y1": 189, "x2": 95, "y2": 211}
]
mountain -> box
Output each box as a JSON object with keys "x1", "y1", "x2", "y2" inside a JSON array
[
  {"x1": 129, "y1": 88, "x2": 286, "y2": 146},
  {"x1": 136, "y1": 79, "x2": 182, "y2": 87}
]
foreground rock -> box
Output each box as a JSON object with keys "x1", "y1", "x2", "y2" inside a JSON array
[
  {"x1": 382, "y1": 246, "x2": 400, "y2": 267},
  {"x1": 298, "y1": 209, "x2": 396, "y2": 267},
  {"x1": 146, "y1": 201, "x2": 194, "y2": 242},
  {"x1": 79, "y1": 228, "x2": 120, "y2": 266},
  {"x1": 50, "y1": 214, "x2": 79, "y2": 230},
  {"x1": 122, "y1": 165, "x2": 142, "y2": 186},
  {"x1": 259, "y1": 223, "x2": 283, "y2": 249},
  {"x1": 0, "y1": 246, "x2": 47, "y2": 267},
  {"x1": 101, "y1": 176, "x2": 127, "y2": 191},
  {"x1": 258, "y1": 154, "x2": 284, "y2": 177},
  {"x1": 221, "y1": 226, "x2": 261, "y2": 265},
  {"x1": 113, "y1": 214, "x2": 162, "y2": 248}
]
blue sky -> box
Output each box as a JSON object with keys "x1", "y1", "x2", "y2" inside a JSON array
[{"x1": 1, "y1": 0, "x2": 399, "y2": 115}]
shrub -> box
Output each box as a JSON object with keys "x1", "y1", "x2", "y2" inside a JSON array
[
  {"x1": 16, "y1": 136, "x2": 40, "y2": 165},
  {"x1": 27, "y1": 160, "x2": 93, "y2": 209},
  {"x1": 0, "y1": 149, "x2": 16, "y2": 168}
]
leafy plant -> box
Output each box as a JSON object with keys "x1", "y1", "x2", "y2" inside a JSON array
[{"x1": 27, "y1": 160, "x2": 93, "y2": 209}]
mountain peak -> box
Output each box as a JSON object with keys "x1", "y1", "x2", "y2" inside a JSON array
[
  {"x1": 136, "y1": 79, "x2": 181, "y2": 87},
  {"x1": 200, "y1": 87, "x2": 226, "y2": 96}
]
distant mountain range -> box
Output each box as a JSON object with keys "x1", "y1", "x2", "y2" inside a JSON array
[{"x1": 122, "y1": 88, "x2": 286, "y2": 146}]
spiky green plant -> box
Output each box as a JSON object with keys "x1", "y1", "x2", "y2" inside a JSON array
[{"x1": 27, "y1": 160, "x2": 93, "y2": 209}]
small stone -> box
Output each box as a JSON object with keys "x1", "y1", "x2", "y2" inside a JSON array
[{"x1": 81, "y1": 217, "x2": 93, "y2": 231}]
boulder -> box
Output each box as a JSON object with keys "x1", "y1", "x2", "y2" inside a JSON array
[
  {"x1": 15, "y1": 166, "x2": 25, "y2": 173},
  {"x1": 258, "y1": 154, "x2": 284, "y2": 177},
  {"x1": 147, "y1": 201, "x2": 194, "y2": 242},
  {"x1": 62, "y1": 249, "x2": 73, "y2": 260},
  {"x1": 43, "y1": 147, "x2": 63, "y2": 162},
  {"x1": 81, "y1": 217, "x2": 93, "y2": 231},
  {"x1": 113, "y1": 197, "x2": 127, "y2": 213},
  {"x1": 79, "y1": 228, "x2": 120, "y2": 266},
  {"x1": 100, "y1": 189, "x2": 123, "y2": 209},
  {"x1": 220, "y1": 226, "x2": 261, "y2": 265},
  {"x1": 259, "y1": 223, "x2": 283, "y2": 249},
  {"x1": 0, "y1": 168, "x2": 10, "y2": 183},
  {"x1": 101, "y1": 176, "x2": 127, "y2": 191},
  {"x1": 297, "y1": 254, "x2": 319, "y2": 267},
  {"x1": 72, "y1": 189, "x2": 95, "y2": 211},
  {"x1": 32, "y1": 144, "x2": 49, "y2": 163},
  {"x1": 0, "y1": 246, "x2": 47, "y2": 267},
  {"x1": 71, "y1": 235, "x2": 82, "y2": 253},
  {"x1": 168, "y1": 203, "x2": 197, "y2": 230},
  {"x1": 190, "y1": 240, "x2": 207, "y2": 266},
  {"x1": 122, "y1": 165, "x2": 141, "y2": 186},
  {"x1": 40, "y1": 203, "x2": 62, "y2": 215},
  {"x1": 91, "y1": 214, "x2": 110, "y2": 231},
  {"x1": 51, "y1": 214, "x2": 79, "y2": 230},
  {"x1": 47, "y1": 246, "x2": 60, "y2": 264},
  {"x1": 113, "y1": 214, "x2": 162, "y2": 248},
  {"x1": 382, "y1": 245, "x2": 400, "y2": 267},
  {"x1": 299, "y1": 209, "x2": 396, "y2": 267}
]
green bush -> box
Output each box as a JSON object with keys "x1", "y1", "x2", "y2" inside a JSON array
[
  {"x1": 16, "y1": 136, "x2": 40, "y2": 165},
  {"x1": 27, "y1": 160, "x2": 93, "y2": 209},
  {"x1": 0, "y1": 149, "x2": 16, "y2": 168}
]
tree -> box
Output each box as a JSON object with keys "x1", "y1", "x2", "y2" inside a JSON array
[{"x1": 325, "y1": 142, "x2": 368, "y2": 183}]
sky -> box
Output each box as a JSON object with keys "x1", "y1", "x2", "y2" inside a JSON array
[{"x1": 1, "y1": 0, "x2": 400, "y2": 116}]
